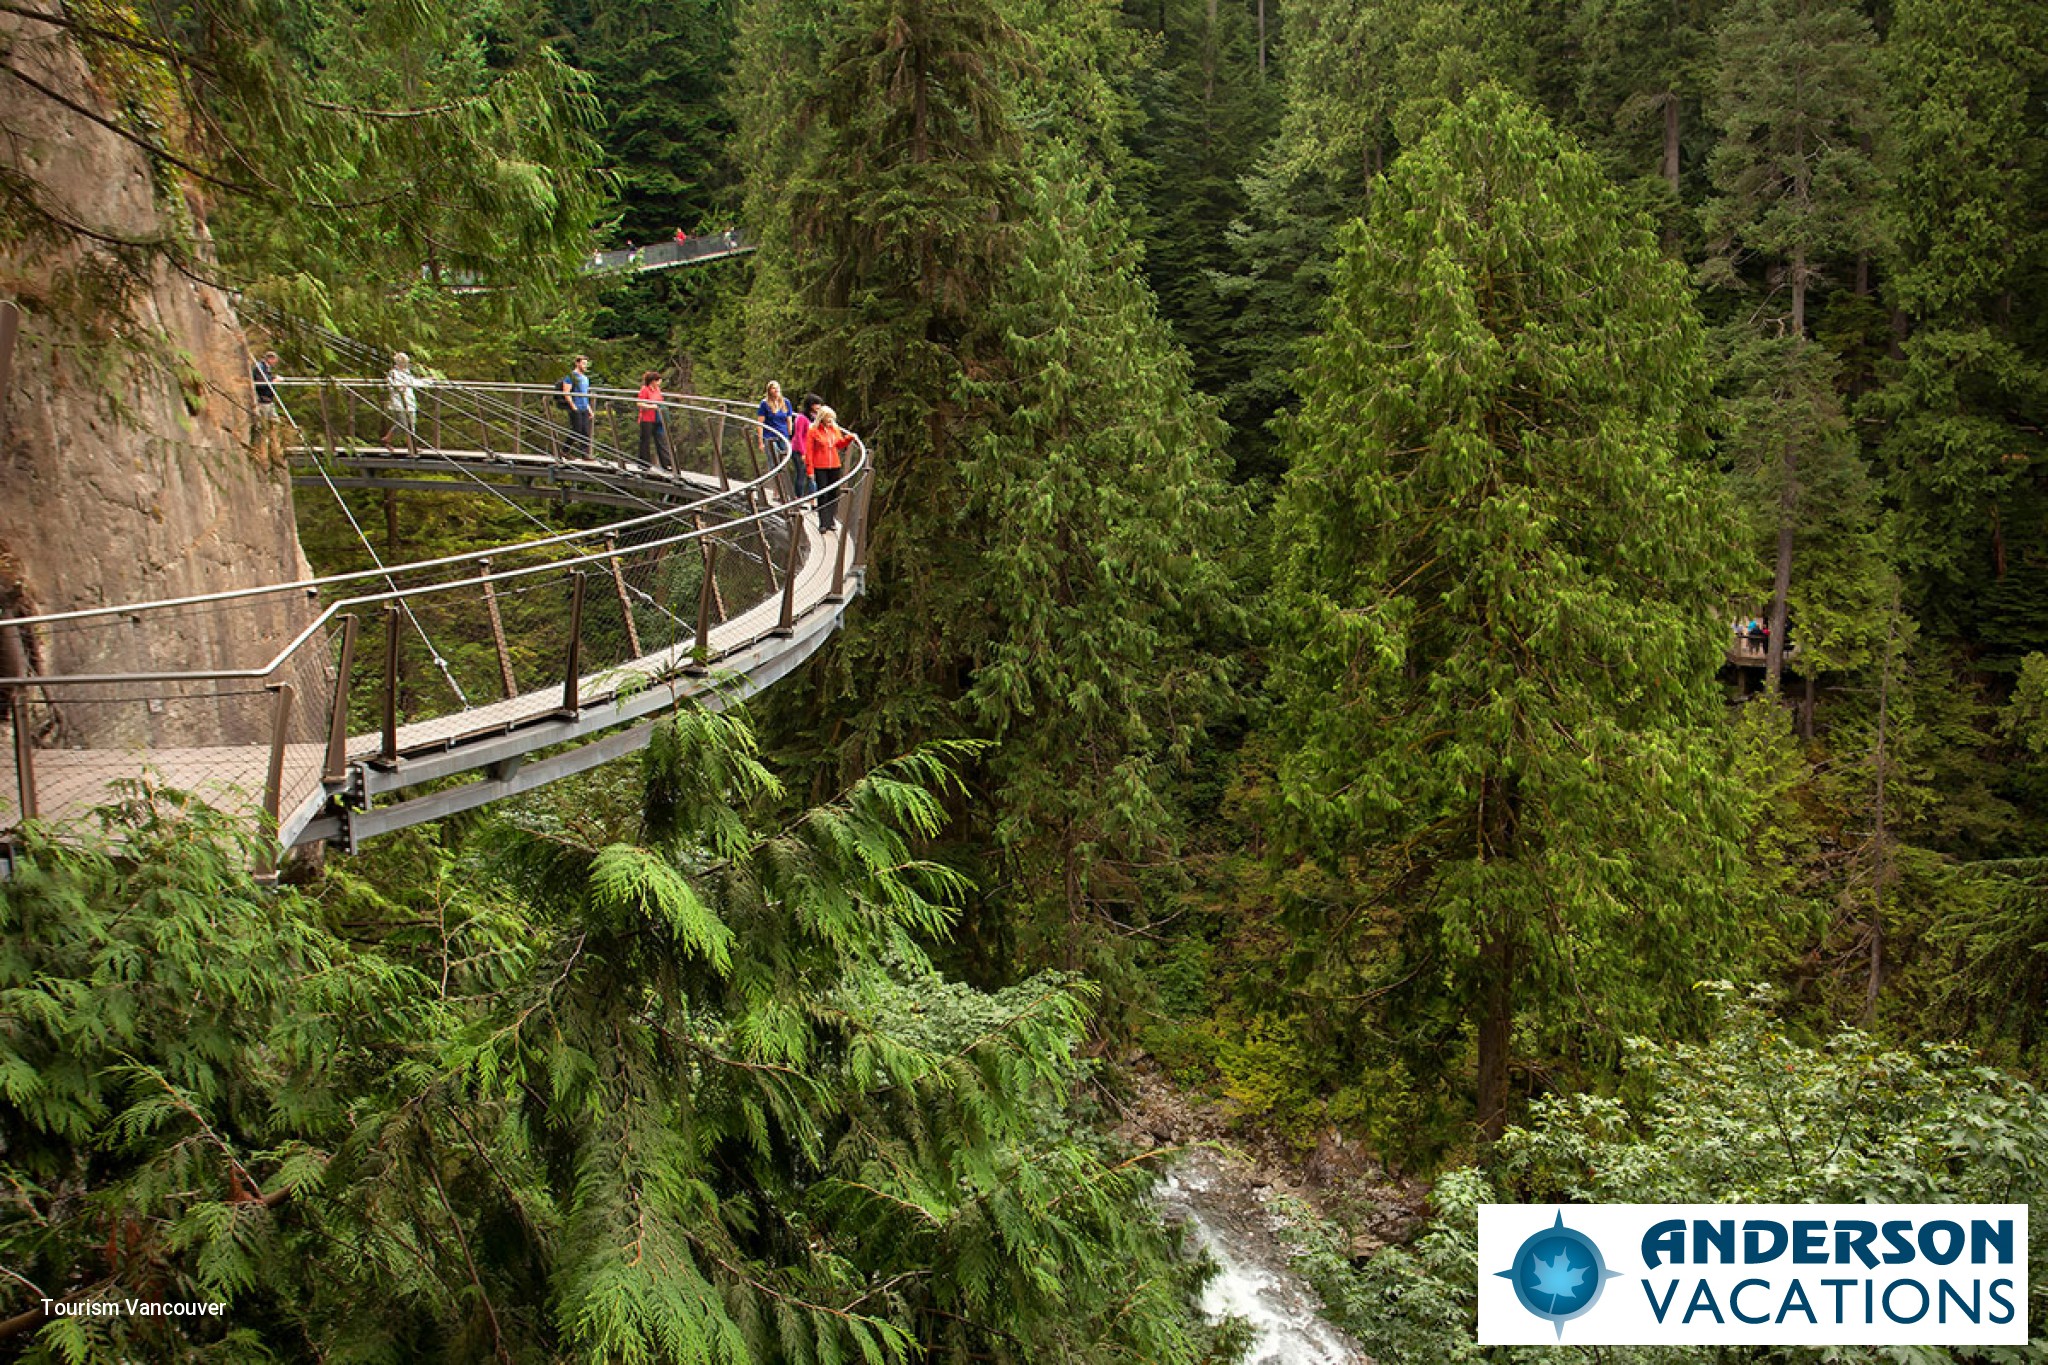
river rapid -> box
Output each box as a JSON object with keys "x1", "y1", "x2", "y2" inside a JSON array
[{"x1": 1157, "y1": 1147, "x2": 1365, "y2": 1365}]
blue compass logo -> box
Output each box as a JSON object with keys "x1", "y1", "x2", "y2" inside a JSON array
[{"x1": 1494, "y1": 1212, "x2": 1622, "y2": 1338}]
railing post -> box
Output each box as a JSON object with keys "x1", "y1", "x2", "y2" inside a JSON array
[
  {"x1": 686, "y1": 543, "x2": 718, "y2": 673},
  {"x1": 262, "y1": 681, "x2": 295, "y2": 831},
  {"x1": 320, "y1": 382, "x2": 336, "y2": 457},
  {"x1": 378, "y1": 603, "x2": 400, "y2": 765},
  {"x1": 850, "y1": 465, "x2": 876, "y2": 570},
  {"x1": 691, "y1": 516, "x2": 727, "y2": 623},
  {"x1": 256, "y1": 680, "x2": 296, "y2": 877},
  {"x1": 3, "y1": 618, "x2": 43, "y2": 826},
  {"x1": 323, "y1": 613, "x2": 358, "y2": 782},
  {"x1": 560, "y1": 571, "x2": 587, "y2": 714},
  {"x1": 711, "y1": 414, "x2": 729, "y2": 489},
  {"x1": 9, "y1": 690, "x2": 34, "y2": 822},
  {"x1": 480, "y1": 557, "x2": 517, "y2": 698},
  {"x1": 829, "y1": 484, "x2": 852, "y2": 602},
  {"x1": 606, "y1": 535, "x2": 642, "y2": 657},
  {"x1": 773, "y1": 512, "x2": 802, "y2": 637},
  {"x1": 432, "y1": 389, "x2": 443, "y2": 452}
]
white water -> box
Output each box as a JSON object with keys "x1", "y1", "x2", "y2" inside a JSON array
[{"x1": 1158, "y1": 1150, "x2": 1363, "y2": 1365}]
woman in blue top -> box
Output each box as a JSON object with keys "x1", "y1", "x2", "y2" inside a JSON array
[{"x1": 757, "y1": 381, "x2": 796, "y2": 488}]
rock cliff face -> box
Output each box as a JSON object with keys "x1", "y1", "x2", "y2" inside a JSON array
[{"x1": 0, "y1": 4, "x2": 315, "y2": 745}]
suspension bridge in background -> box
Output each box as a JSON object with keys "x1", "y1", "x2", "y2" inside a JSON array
[{"x1": 0, "y1": 352, "x2": 871, "y2": 864}]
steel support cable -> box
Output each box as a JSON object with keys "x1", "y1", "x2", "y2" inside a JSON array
[
  {"x1": 294, "y1": 380, "x2": 707, "y2": 658},
  {"x1": 239, "y1": 303, "x2": 653, "y2": 503},
  {"x1": 283, "y1": 391, "x2": 471, "y2": 708},
  {"x1": 240, "y1": 302, "x2": 751, "y2": 512},
  {"x1": 352, "y1": 388, "x2": 705, "y2": 637}
]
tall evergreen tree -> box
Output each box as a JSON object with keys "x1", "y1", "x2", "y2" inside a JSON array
[
  {"x1": 1267, "y1": 88, "x2": 1747, "y2": 1138},
  {"x1": 1120, "y1": 0, "x2": 1280, "y2": 420},
  {"x1": 1701, "y1": 0, "x2": 1881, "y2": 692},
  {"x1": 738, "y1": 0, "x2": 1241, "y2": 967},
  {"x1": 1870, "y1": 0, "x2": 2048, "y2": 643}
]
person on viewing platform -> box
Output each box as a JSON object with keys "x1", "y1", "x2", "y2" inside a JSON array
[
  {"x1": 637, "y1": 370, "x2": 672, "y2": 471},
  {"x1": 559, "y1": 355, "x2": 593, "y2": 458},
  {"x1": 252, "y1": 350, "x2": 279, "y2": 420},
  {"x1": 791, "y1": 394, "x2": 820, "y2": 499},
  {"x1": 674, "y1": 228, "x2": 687, "y2": 245},
  {"x1": 251, "y1": 350, "x2": 283, "y2": 460},
  {"x1": 808, "y1": 406, "x2": 851, "y2": 534},
  {"x1": 757, "y1": 381, "x2": 795, "y2": 483},
  {"x1": 383, "y1": 351, "x2": 428, "y2": 451}
]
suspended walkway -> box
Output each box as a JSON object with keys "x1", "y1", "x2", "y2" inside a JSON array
[{"x1": 0, "y1": 373, "x2": 871, "y2": 858}]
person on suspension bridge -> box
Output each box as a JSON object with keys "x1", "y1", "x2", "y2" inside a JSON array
[
  {"x1": 384, "y1": 352, "x2": 430, "y2": 452},
  {"x1": 637, "y1": 370, "x2": 673, "y2": 471},
  {"x1": 558, "y1": 355, "x2": 593, "y2": 459}
]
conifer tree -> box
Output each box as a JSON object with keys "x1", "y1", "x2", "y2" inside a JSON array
[
  {"x1": 1701, "y1": 0, "x2": 1881, "y2": 692},
  {"x1": 1267, "y1": 88, "x2": 1747, "y2": 1138},
  {"x1": 0, "y1": 714, "x2": 1223, "y2": 1361},
  {"x1": 740, "y1": 0, "x2": 1242, "y2": 964},
  {"x1": 1121, "y1": 0, "x2": 1280, "y2": 412},
  {"x1": 1870, "y1": 0, "x2": 2048, "y2": 636}
]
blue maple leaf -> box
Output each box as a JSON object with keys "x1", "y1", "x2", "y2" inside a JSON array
[{"x1": 1527, "y1": 1249, "x2": 1587, "y2": 1308}]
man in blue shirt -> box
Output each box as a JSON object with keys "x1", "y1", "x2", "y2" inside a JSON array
[{"x1": 559, "y1": 354, "x2": 593, "y2": 458}]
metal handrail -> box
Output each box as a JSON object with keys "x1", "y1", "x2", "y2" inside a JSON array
[
  {"x1": 0, "y1": 437, "x2": 870, "y2": 688},
  {"x1": 0, "y1": 379, "x2": 802, "y2": 632}
]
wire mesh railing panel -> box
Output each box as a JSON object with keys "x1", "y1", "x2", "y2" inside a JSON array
[{"x1": 0, "y1": 680, "x2": 327, "y2": 835}]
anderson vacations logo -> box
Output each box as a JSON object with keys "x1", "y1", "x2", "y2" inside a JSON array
[{"x1": 1478, "y1": 1204, "x2": 2029, "y2": 1346}]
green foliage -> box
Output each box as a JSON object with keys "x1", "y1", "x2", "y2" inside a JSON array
[
  {"x1": 1290, "y1": 989, "x2": 2048, "y2": 1363},
  {"x1": 1267, "y1": 87, "x2": 1749, "y2": 1135},
  {"x1": 739, "y1": 0, "x2": 1244, "y2": 971},
  {"x1": 1118, "y1": 0, "x2": 1280, "y2": 426},
  {"x1": 1700, "y1": 0, "x2": 1880, "y2": 331},
  {"x1": 1, "y1": 715, "x2": 1222, "y2": 1362}
]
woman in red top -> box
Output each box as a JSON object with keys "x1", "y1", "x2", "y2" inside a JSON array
[
  {"x1": 636, "y1": 370, "x2": 671, "y2": 471},
  {"x1": 808, "y1": 405, "x2": 852, "y2": 533}
]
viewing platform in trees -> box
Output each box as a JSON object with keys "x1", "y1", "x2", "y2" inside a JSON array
[
  {"x1": 1726, "y1": 628, "x2": 1800, "y2": 669},
  {"x1": 0, "y1": 370, "x2": 872, "y2": 863}
]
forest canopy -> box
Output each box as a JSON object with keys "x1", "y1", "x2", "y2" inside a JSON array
[{"x1": 3, "y1": 0, "x2": 2048, "y2": 1359}]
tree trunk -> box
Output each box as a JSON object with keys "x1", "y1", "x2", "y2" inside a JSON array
[
  {"x1": 1865, "y1": 596, "x2": 1896, "y2": 1023},
  {"x1": 1765, "y1": 462, "x2": 1794, "y2": 694},
  {"x1": 1791, "y1": 245, "x2": 1807, "y2": 337},
  {"x1": 1204, "y1": 0, "x2": 1218, "y2": 104},
  {"x1": 1476, "y1": 931, "x2": 1515, "y2": 1142},
  {"x1": 1662, "y1": 92, "x2": 1681, "y2": 194}
]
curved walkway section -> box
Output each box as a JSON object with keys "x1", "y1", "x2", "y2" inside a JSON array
[{"x1": 0, "y1": 376, "x2": 872, "y2": 858}]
